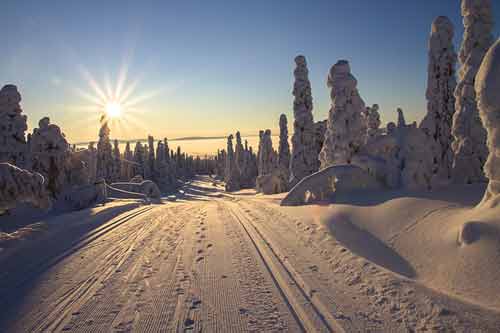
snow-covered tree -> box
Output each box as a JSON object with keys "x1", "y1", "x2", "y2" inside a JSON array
[
  {"x1": 96, "y1": 115, "x2": 113, "y2": 182},
  {"x1": 121, "y1": 142, "x2": 134, "y2": 181},
  {"x1": 365, "y1": 104, "x2": 381, "y2": 143},
  {"x1": 0, "y1": 84, "x2": 28, "y2": 167},
  {"x1": 313, "y1": 120, "x2": 327, "y2": 160},
  {"x1": 451, "y1": 0, "x2": 494, "y2": 184},
  {"x1": 133, "y1": 141, "x2": 145, "y2": 177},
  {"x1": 278, "y1": 114, "x2": 290, "y2": 179},
  {"x1": 258, "y1": 129, "x2": 276, "y2": 176},
  {"x1": 111, "y1": 139, "x2": 121, "y2": 182},
  {"x1": 320, "y1": 60, "x2": 367, "y2": 168},
  {"x1": 144, "y1": 135, "x2": 155, "y2": 180},
  {"x1": 419, "y1": 16, "x2": 457, "y2": 183},
  {"x1": 155, "y1": 140, "x2": 171, "y2": 190},
  {"x1": 290, "y1": 55, "x2": 318, "y2": 184},
  {"x1": 30, "y1": 117, "x2": 70, "y2": 197},
  {"x1": 86, "y1": 142, "x2": 97, "y2": 183},
  {"x1": 235, "y1": 131, "x2": 245, "y2": 172},
  {"x1": 225, "y1": 134, "x2": 240, "y2": 191},
  {"x1": 476, "y1": 38, "x2": 500, "y2": 207}
]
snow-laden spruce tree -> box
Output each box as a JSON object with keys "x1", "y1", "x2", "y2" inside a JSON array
[
  {"x1": 320, "y1": 60, "x2": 367, "y2": 168},
  {"x1": 278, "y1": 114, "x2": 291, "y2": 181},
  {"x1": 30, "y1": 117, "x2": 70, "y2": 197},
  {"x1": 86, "y1": 142, "x2": 97, "y2": 183},
  {"x1": 155, "y1": 140, "x2": 170, "y2": 190},
  {"x1": 0, "y1": 84, "x2": 28, "y2": 167},
  {"x1": 111, "y1": 139, "x2": 121, "y2": 182},
  {"x1": 451, "y1": 0, "x2": 494, "y2": 184},
  {"x1": 133, "y1": 141, "x2": 145, "y2": 177},
  {"x1": 419, "y1": 16, "x2": 457, "y2": 183},
  {"x1": 313, "y1": 120, "x2": 327, "y2": 159},
  {"x1": 121, "y1": 142, "x2": 134, "y2": 181},
  {"x1": 365, "y1": 104, "x2": 381, "y2": 143},
  {"x1": 476, "y1": 38, "x2": 500, "y2": 207},
  {"x1": 235, "y1": 131, "x2": 245, "y2": 172},
  {"x1": 96, "y1": 115, "x2": 113, "y2": 183},
  {"x1": 257, "y1": 129, "x2": 276, "y2": 176},
  {"x1": 144, "y1": 135, "x2": 155, "y2": 180},
  {"x1": 290, "y1": 55, "x2": 318, "y2": 184},
  {"x1": 224, "y1": 134, "x2": 240, "y2": 191}
]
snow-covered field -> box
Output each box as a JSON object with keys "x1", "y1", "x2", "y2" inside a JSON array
[{"x1": 1, "y1": 176, "x2": 499, "y2": 332}]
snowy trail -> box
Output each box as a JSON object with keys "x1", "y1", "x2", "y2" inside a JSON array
[
  {"x1": 1, "y1": 176, "x2": 499, "y2": 332},
  {"x1": 0, "y1": 178, "x2": 318, "y2": 332}
]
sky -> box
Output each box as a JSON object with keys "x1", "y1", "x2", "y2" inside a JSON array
[{"x1": 2, "y1": 0, "x2": 500, "y2": 143}]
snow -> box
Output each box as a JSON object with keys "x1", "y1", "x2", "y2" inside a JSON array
[{"x1": 2, "y1": 177, "x2": 500, "y2": 332}]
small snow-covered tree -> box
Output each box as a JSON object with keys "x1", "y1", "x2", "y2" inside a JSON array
[
  {"x1": 290, "y1": 55, "x2": 318, "y2": 184},
  {"x1": 133, "y1": 141, "x2": 145, "y2": 177},
  {"x1": 96, "y1": 115, "x2": 113, "y2": 182},
  {"x1": 278, "y1": 114, "x2": 290, "y2": 178},
  {"x1": 121, "y1": 142, "x2": 134, "y2": 181},
  {"x1": 419, "y1": 16, "x2": 457, "y2": 183},
  {"x1": 30, "y1": 117, "x2": 70, "y2": 197},
  {"x1": 451, "y1": 0, "x2": 494, "y2": 184},
  {"x1": 234, "y1": 131, "x2": 245, "y2": 172},
  {"x1": 0, "y1": 84, "x2": 28, "y2": 167},
  {"x1": 313, "y1": 120, "x2": 327, "y2": 160},
  {"x1": 144, "y1": 135, "x2": 155, "y2": 180},
  {"x1": 111, "y1": 139, "x2": 121, "y2": 182},
  {"x1": 86, "y1": 142, "x2": 97, "y2": 183},
  {"x1": 365, "y1": 104, "x2": 381, "y2": 143},
  {"x1": 257, "y1": 130, "x2": 276, "y2": 176},
  {"x1": 225, "y1": 134, "x2": 240, "y2": 191},
  {"x1": 320, "y1": 60, "x2": 367, "y2": 168},
  {"x1": 476, "y1": 38, "x2": 500, "y2": 207}
]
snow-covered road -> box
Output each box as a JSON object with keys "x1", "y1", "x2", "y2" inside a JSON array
[
  {"x1": 0, "y1": 178, "x2": 338, "y2": 332},
  {"x1": 1, "y1": 176, "x2": 499, "y2": 332}
]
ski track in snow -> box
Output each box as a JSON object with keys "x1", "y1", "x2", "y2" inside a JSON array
[{"x1": 0, "y1": 176, "x2": 499, "y2": 332}]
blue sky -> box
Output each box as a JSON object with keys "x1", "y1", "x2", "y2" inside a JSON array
[{"x1": 1, "y1": 0, "x2": 499, "y2": 142}]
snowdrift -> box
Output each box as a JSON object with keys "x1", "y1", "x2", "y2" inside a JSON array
[{"x1": 319, "y1": 184, "x2": 500, "y2": 310}]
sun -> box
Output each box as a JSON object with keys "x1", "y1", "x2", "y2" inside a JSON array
[{"x1": 105, "y1": 101, "x2": 122, "y2": 119}]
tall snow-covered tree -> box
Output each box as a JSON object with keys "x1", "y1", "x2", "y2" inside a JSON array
[
  {"x1": 144, "y1": 135, "x2": 155, "y2": 180},
  {"x1": 133, "y1": 141, "x2": 145, "y2": 177},
  {"x1": 257, "y1": 129, "x2": 275, "y2": 176},
  {"x1": 0, "y1": 84, "x2": 28, "y2": 167},
  {"x1": 476, "y1": 38, "x2": 500, "y2": 207},
  {"x1": 86, "y1": 142, "x2": 97, "y2": 183},
  {"x1": 30, "y1": 117, "x2": 70, "y2": 197},
  {"x1": 225, "y1": 134, "x2": 240, "y2": 191},
  {"x1": 419, "y1": 16, "x2": 457, "y2": 183},
  {"x1": 96, "y1": 115, "x2": 113, "y2": 182},
  {"x1": 290, "y1": 55, "x2": 318, "y2": 184},
  {"x1": 320, "y1": 60, "x2": 367, "y2": 168},
  {"x1": 451, "y1": 0, "x2": 494, "y2": 184},
  {"x1": 278, "y1": 114, "x2": 290, "y2": 177},
  {"x1": 111, "y1": 139, "x2": 121, "y2": 182}
]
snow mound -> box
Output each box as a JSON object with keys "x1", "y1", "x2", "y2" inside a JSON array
[
  {"x1": 320, "y1": 184, "x2": 500, "y2": 310},
  {"x1": 281, "y1": 164, "x2": 382, "y2": 206},
  {"x1": 0, "y1": 162, "x2": 51, "y2": 211}
]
